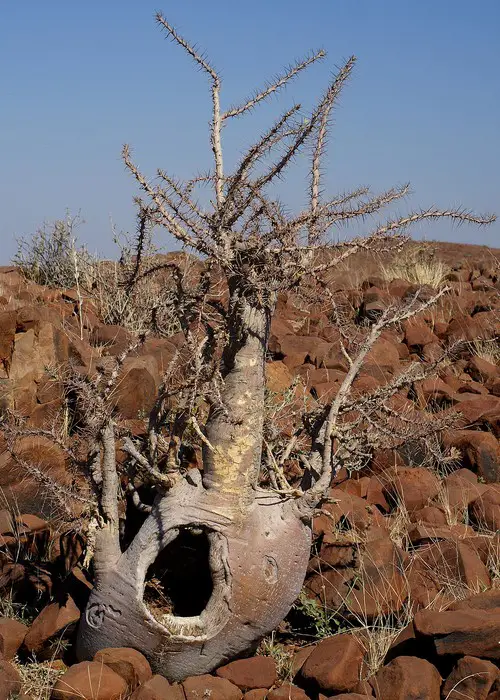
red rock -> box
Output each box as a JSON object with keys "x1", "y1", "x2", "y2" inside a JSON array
[
  {"x1": 365, "y1": 477, "x2": 390, "y2": 512},
  {"x1": 470, "y1": 485, "x2": 500, "y2": 531},
  {"x1": 447, "y1": 312, "x2": 499, "y2": 343},
  {"x1": 24, "y1": 595, "x2": 81, "y2": 654},
  {"x1": 321, "y1": 346, "x2": 350, "y2": 372},
  {"x1": 243, "y1": 691, "x2": 267, "y2": 700},
  {"x1": 415, "y1": 377, "x2": 457, "y2": 407},
  {"x1": 382, "y1": 467, "x2": 441, "y2": 513},
  {"x1": 370, "y1": 656, "x2": 441, "y2": 700},
  {"x1": 130, "y1": 676, "x2": 185, "y2": 700},
  {"x1": 371, "y1": 448, "x2": 407, "y2": 473},
  {"x1": 408, "y1": 539, "x2": 491, "y2": 611},
  {"x1": 299, "y1": 634, "x2": 364, "y2": 693},
  {"x1": 350, "y1": 679, "x2": 375, "y2": 696},
  {"x1": 305, "y1": 567, "x2": 354, "y2": 610},
  {"x1": 291, "y1": 646, "x2": 314, "y2": 675},
  {"x1": 314, "y1": 537, "x2": 357, "y2": 569},
  {"x1": 269, "y1": 317, "x2": 298, "y2": 354},
  {"x1": 451, "y1": 395, "x2": 500, "y2": 437},
  {"x1": 403, "y1": 319, "x2": 439, "y2": 348},
  {"x1": 90, "y1": 324, "x2": 132, "y2": 354},
  {"x1": 410, "y1": 506, "x2": 447, "y2": 526},
  {"x1": 441, "y1": 469, "x2": 486, "y2": 513},
  {"x1": 0, "y1": 435, "x2": 73, "y2": 519},
  {"x1": 361, "y1": 290, "x2": 391, "y2": 321},
  {"x1": 183, "y1": 674, "x2": 242, "y2": 700},
  {"x1": 310, "y1": 381, "x2": 340, "y2": 402},
  {"x1": 0, "y1": 310, "x2": 17, "y2": 367},
  {"x1": 277, "y1": 335, "x2": 332, "y2": 369},
  {"x1": 94, "y1": 648, "x2": 152, "y2": 690},
  {"x1": 267, "y1": 683, "x2": 309, "y2": 700},
  {"x1": 343, "y1": 537, "x2": 408, "y2": 619},
  {"x1": 0, "y1": 509, "x2": 14, "y2": 535},
  {"x1": 467, "y1": 356, "x2": 498, "y2": 383},
  {"x1": 313, "y1": 489, "x2": 372, "y2": 536},
  {"x1": 326, "y1": 695, "x2": 371, "y2": 700},
  {"x1": 364, "y1": 338, "x2": 400, "y2": 374},
  {"x1": 442, "y1": 655, "x2": 498, "y2": 700},
  {"x1": 51, "y1": 661, "x2": 128, "y2": 700},
  {"x1": 416, "y1": 540, "x2": 490, "y2": 591},
  {"x1": 113, "y1": 356, "x2": 159, "y2": 419},
  {"x1": 0, "y1": 617, "x2": 28, "y2": 659},
  {"x1": 442, "y1": 430, "x2": 500, "y2": 482},
  {"x1": 216, "y1": 657, "x2": 277, "y2": 691},
  {"x1": 266, "y1": 362, "x2": 294, "y2": 394},
  {"x1": 422, "y1": 341, "x2": 444, "y2": 362},
  {"x1": 449, "y1": 588, "x2": 500, "y2": 611},
  {"x1": 488, "y1": 377, "x2": 500, "y2": 396},
  {"x1": 407, "y1": 523, "x2": 474, "y2": 545},
  {"x1": 414, "y1": 607, "x2": 500, "y2": 658},
  {"x1": 0, "y1": 660, "x2": 22, "y2": 700}
]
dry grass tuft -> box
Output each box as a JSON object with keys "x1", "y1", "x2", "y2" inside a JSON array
[
  {"x1": 258, "y1": 632, "x2": 295, "y2": 682},
  {"x1": 469, "y1": 338, "x2": 500, "y2": 366},
  {"x1": 380, "y1": 243, "x2": 450, "y2": 287},
  {"x1": 15, "y1": 659, "x2": 65, "y2": 700}
]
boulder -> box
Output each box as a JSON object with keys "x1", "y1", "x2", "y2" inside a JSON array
[
  {"x1": 442, "y1": 430, "x2": 500, "y2": 482},
  {"x1": 267, "y1": 683, "x2": 309, "y2": 700},
  {"x1": 382, "y1": 467, "x2": 441, "y2": 513},
  {"x1": 467, "y1": 356, "x2": 498, "y2": 383},
  {"x1": 403, "y1": 319, "x2": 440, "y2": 349},
  {"x1": 183, "y1": 674, "x2": 242, "y2": 700},
  {"x1": 299, "y1": 633, "x2": 364, "y2": 693},
  {"x1": 442, "y1": 655, "x2": 498, "y2": 700},
  {"x1": 94, "y1": 647, "x2": 152, "y2": 690},
  {"x1": 0, "y1": 617, "x2": 28, "y2": 659},
  {"x1": 0, "y1": 660, "x2": 22, "y2": 700},
  {"x1": 312, "y1": 489, "x2": 372, "y2": 536},
  {"x1": 370, "y1": 656, "x2": 441, "y2": 700},
  {"x1": 113, "y1": 356, "x2": 159, "y2": 419},
  {"x1": 414, "y1": 607, "x2": 500, "y2": 658},
  {"x1": 51, "y1": 661, "x2": 128, "y2": 700},
  {"x1": 24, "y1": 595, "x2": 81, "y2": 655},
  {"x1": 470, "y1": 485, "x2": 500, "y2": 531},
  {"x1": 130, "y1": 675, "x2": 185, "y2": 700},
  {"x1": 216, "y1": 657, "x2": 277, "y2": 691},
  {"x1": 0, "y1": 310, "x2": 16, "y2": 375}
]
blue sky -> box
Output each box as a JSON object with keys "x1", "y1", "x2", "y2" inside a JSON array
[{"x1": 1, "y1": 0, "x2": 499, "y2": 262}]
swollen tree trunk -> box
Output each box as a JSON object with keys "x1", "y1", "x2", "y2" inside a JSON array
[{"x1": 76, "y1": 290, "x2": 315, "y2": 681}]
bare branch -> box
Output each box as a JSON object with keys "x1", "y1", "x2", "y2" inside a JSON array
[
  {"x1": 222, "y1": 50, "x2": 325, "y2": 120},
  {"x1": 371, "y1": 207, "x2": 497, "y2": 237},
  {"x1": 122, "y1": 437, "x2": 176, "y2": 489},
  {"x1": 123, "y1": 145, "x2": 208, "y2": 253},
  {"x1": 330, "y1": 183, "x2": 411, "y2": 222},
  {"x1": 309, "y1": 56, "x2": 357, "y2": 241},
  {"x1": 155, "y1": 13, "x2": 219, "y2": 82}
]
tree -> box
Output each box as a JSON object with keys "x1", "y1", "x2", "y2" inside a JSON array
[{"x1": 8, "y1": 13, "x2": 494, "y2": 681}]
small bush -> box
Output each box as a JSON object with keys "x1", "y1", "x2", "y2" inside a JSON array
[
  {"x1": 13, "y1": 214, "x2": 92, "y2": 290},
  {"x1": 13, "y1": 215, "x2": 181, "y2": 337}
]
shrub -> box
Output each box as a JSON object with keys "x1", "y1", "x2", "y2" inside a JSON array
[{"x1": 13, "y1": 213, "x2": 92, "y2": 290}]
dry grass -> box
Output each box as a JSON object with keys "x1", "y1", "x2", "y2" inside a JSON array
[
  {"x1": 386, "y1": 502, "x2": 412, "y2": 550},
  {"x1": 258, "y1": 632, "x2": 295, "y2": 682},
  {"x1": 469, "y1": 338, "x2": 500, "y2": 366},
  {"x1": 380, "y1": 244, "x2": 450, "y2": 287},
  {"x1": 15, "y1": 659, "x2": 65, "y2": 700},
  {"x1": 354, "y1": 601, "x2": 414, "y2": 680}
]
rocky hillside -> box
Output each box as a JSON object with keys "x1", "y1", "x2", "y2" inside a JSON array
[{"x1": 0, "y1": 241, "x2": 499, "y2": 699}]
